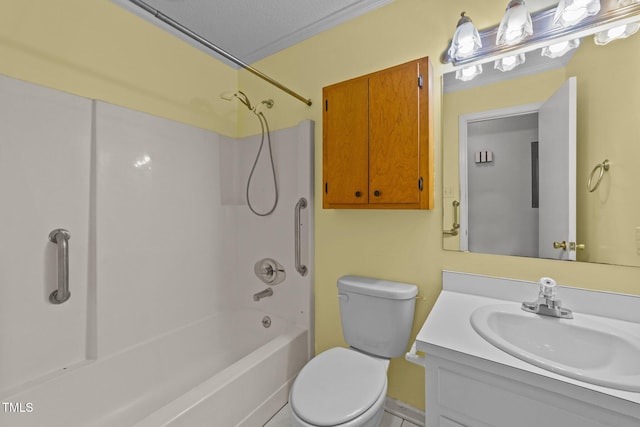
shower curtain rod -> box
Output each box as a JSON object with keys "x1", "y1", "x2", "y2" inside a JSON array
[{"x1": 126, "y1": 0, "x2": 313, "y2": 106}]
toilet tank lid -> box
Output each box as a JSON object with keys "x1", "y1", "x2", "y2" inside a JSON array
[{"x1": 337, "y1": 275, "x2": 418, "y2": 300}]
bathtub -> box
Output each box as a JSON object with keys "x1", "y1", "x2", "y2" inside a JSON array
[{"x1": 1, "y1": 309, "x2": 308, "y2": 427}]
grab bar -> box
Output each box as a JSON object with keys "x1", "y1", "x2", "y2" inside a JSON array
[
  {"x1": 294, "y1": 198, "x2": 308, "y2": 276},
  {"x1": 443, "y1": 200, "x2": 460, "y2": 236},
  {"x1": 49, "y1": 228, "x2": 71, "y2": 304}
]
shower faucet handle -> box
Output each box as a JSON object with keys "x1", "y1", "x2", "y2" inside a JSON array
[{"x1": 254, "y1": 258, "x2": 286, "y2": 285}]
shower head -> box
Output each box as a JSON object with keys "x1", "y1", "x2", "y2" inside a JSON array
[{"x1": 219, "y1": 90, "x2": 253, "y2": 110}]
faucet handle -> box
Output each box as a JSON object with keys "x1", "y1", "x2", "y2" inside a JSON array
[
  {"x1": 539, "y1": 277, "x2": 557, "y2": 299},
  {"x1": 522, "y1": 277, "x2": 573, "y2": 319}
]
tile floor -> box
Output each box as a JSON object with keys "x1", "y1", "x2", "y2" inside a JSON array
[{"x1": 264, "y1": 403, "x2": 421, "y2": 427}]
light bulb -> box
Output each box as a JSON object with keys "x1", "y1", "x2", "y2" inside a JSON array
[
  {"x1": 553, "y1": 0, "x2": 601, "y2": 28},
  {"x1": 594, "y1": 22, "x2": 640, "y2": 45},
  {"x1": 455, "y1": 64, "x2": 483, "y2": 81},
  {"x1": 607, "y1": 25, "x2": 627, "y2": 39},
  {"x1": 494, "y1": 53, "x2": 526, "y2": 71},
  {"x1": 497, "y1": 0, "x2": 533, "y2": 46},
  {"x1": 448, "y1": 12, "x2": 482, "y2": 61},
  {"x1": 541, "y1": 39, "x2": 580, "y2": 58}
]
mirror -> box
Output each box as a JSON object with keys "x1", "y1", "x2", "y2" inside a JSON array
[{"x1": 442, "y1": 26, "x2": 640, "y2": 267}]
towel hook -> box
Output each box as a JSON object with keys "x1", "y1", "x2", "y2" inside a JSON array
[{"x1": 587, "y1": 159, "x2": 609, "y2": 193}]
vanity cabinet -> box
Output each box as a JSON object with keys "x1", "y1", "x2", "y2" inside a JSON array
[
  {"x1": 424, "y1": 351, "x2": 639, "y2": 427},
  {"x1": 322, "y1": 57, "x2": 433, "y2": 209},
  {"x1": 415, "y1": 272, "x2": 640, "y2": 427}
]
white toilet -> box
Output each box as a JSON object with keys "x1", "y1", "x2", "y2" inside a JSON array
[{"x1": 289, "y1": 275, "x2": 417, "y2": 427}]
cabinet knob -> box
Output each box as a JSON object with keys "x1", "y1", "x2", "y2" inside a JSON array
[
  {"x1": 355, "y1": 191, "x2": 362, "y2": 197},
  {"x1": 374, "y1": 190, "x2": 381, "y2": 197}
]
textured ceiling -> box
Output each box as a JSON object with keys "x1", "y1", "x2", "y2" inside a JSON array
[
  {"x1": 113, "y1": 0, "x2": 561, "y2": 67},
  {"x1": 120, "y1": 0, "x2": 394, "y2": 65}
]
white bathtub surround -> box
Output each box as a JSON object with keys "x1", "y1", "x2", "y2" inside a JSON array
[
  {"x1": 0, "y1": 76, "x2": 92, "y2": 395},
  {"x1": 219, "y1": 121, "x2": 315, "y2": 345},
  {"x1": 2, "y1": 310, "x2": 307, "y2": 426},
  {"x1": 95, "y1": 101, "x2": 226, "y2": 357},
  {"x1": 412, "y1": 271, "x2": 640, "y2": 427},
  {"x1": 0, "y1": 74, "x2": 313, "y2": 426}
]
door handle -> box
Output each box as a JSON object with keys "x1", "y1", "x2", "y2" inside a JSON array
[
  {"x1": 553, "y1": 241, "x2": 585, "y2": 251},
  {"x1": 553, "y1": 241, "x2": 567, "y2": 250}
]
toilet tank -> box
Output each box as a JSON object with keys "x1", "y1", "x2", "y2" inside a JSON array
[{"x1": 337, "y1": 276, "x2": 418, "y2": 358}]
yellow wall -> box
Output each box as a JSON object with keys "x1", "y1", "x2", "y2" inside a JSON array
[
  {"x1": 3, "y1": 0, "x2": 640, "y2": 412},
  {"x1": 0, "y1": 0, "x2": 238, "y2": 136},
  {"x1": 567, "y1": 35, "x2": 640, "y2": 266}
]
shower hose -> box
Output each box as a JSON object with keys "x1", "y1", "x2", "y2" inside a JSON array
[{"x1": 246, "y1": 111, "x2": 278, "y2": 216}]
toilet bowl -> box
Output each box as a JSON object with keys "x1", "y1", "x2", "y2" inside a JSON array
[
  {"x1": 289, "y1": 276, "x2": 417, "y2": 427},
  {"x1": 289, "y1": 347, "x2": 389, "y2": 427}
]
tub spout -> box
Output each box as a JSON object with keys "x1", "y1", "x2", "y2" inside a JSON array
[{"x1": 253, "y1": 288, "x2": 273, "y2": 301}]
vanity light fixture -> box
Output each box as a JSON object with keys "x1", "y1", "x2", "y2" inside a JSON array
[
  {"x1": 496, "y1": 0, "x2": 533, "y2": 45},
  {"x1": 448, "y1": 12, "x2": 483, "y2": 60},
  {"x1": 442, "y1": 0, "x2": 640, "y2": 81},
  {"x1": 554, "y1": 0, "x2": 601, "y2": 27},
  {"x1": 456, "y1": 64, "x2": 483, "y2": 81},
  {"x1": 541, "y1": 38, "x2": 581, "y2": 57},
  {"x1": 494, "y1": 53, "x2": 526, "y2": 71},
  {"x1": 594, "y1": 21, "x2": 640, "y2": 43}
]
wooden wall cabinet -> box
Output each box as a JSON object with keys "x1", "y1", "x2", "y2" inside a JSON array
[{"x1": 322, "y1": 57, "x2": 433, "y2": 209}]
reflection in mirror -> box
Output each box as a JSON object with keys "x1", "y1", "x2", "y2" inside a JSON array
[{"x1": 443, "y1": 29, "x2": 640, "y2": 267}]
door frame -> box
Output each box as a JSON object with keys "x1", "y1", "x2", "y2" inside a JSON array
[{"x1": 458, "y1": 102, "x2": 542, "y2": 251}]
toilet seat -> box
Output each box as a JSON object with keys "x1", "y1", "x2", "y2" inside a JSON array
[{"x1": 290, "y1": 347, "x2": 387, "y2": 426}]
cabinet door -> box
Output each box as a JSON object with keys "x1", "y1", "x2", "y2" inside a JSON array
[
  {"x1": 323, "y1": 77, "x2": 369, "y2": 207},
  {"x1": 369, "y1": 60, "x2": 421, "y2": 204}
]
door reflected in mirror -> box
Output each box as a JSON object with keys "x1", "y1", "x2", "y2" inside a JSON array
[{"x1": 442, "y1": 32, "x2": 640, "y2": 267}]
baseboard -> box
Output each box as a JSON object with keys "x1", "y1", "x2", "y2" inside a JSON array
[{"x1": 384, "y1": 397, "x2": 425, "y2": 426}]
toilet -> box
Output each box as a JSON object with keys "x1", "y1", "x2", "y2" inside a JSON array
[{"x1": 289, "y1": 275, "x2": 417, "y2": 427}]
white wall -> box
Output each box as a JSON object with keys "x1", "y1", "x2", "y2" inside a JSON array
[
  {"x1": 0, "y1": 76, "x2": 92, "y2": 394},
  {"x1": 0, "y1": 75, "x2": 314, "y2": 394},
  {"x1": 94, "y1": 102, "x2": 226, "y2": 357},
  {"x1": 468, "y1": 113, "x2": 539, "y2": 258}
]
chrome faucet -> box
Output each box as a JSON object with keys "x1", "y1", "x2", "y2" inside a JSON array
[
  {"x1": 253, "y1": 288, "x2": 273, "y2": 302},
  {"x1": 521, "y1": 277, "x2": 573, "y2": 319}
]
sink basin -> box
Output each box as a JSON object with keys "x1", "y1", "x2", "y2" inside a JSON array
[{"x1": 470, "y1": 304, "x2": 640, "y2": 392}]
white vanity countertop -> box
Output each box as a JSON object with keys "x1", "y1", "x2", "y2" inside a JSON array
[{"x1": 415, "y1": 271, "x2": 640, "y2": 405}]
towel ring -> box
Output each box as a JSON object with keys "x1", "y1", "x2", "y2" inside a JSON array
[{"x1": 587, "y1": 159, "x2": 609, "y2": 192}]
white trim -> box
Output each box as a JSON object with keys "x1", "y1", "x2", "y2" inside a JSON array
[
  {"x1": 384, "y1": 397, "x2": 425, "y2": 426},
  {"x1": 242, "y1": 0, "x2": 394, "y2": 64}
]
